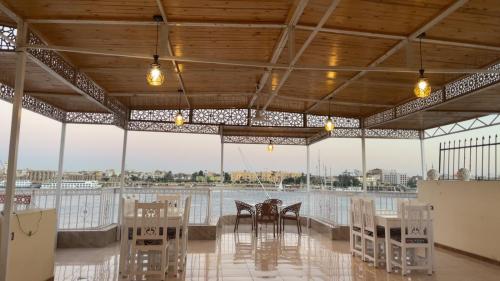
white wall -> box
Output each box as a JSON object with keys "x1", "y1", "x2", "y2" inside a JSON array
[{"x1": 418, "y1": 180, "x2": 500, "y2": 262}]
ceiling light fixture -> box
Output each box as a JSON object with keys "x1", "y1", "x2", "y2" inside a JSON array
[
  {"x1": 175, "y1": 89, "x2": 184, "y2": 127},
  {"x1": 414, "y1": 33, "x2": 431, "y2": 98},
  {"x1": 324, "y1": 98, "x2": 334, "y2": 132},
  {"x1": 146, "y1": 15, "x2": 165, "y2": 86},
  {"x1": 267, "y1": 140, "x2": 274, "y2": 152}
]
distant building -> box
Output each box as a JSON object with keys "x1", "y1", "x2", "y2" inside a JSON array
[
  {"x1": 230, "y1": 170, "x2": 301, "y2": 183},
  {"x1": 382, "y1": 170, "x2": 408, "y2": 186},
  {"x1": 25, "y1": 170, "x2": 57, "y2": 183}
]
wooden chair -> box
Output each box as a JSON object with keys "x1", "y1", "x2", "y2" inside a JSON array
[
  {"x1": 131, "y1": 201, "x2": 170, "y2": 281},
  {"x1": 234, "y1": 200, "x2": 255, "y2": 232},
  {"x1": 157, "y1": 194, "x2": 181, "y2": 208},
  {"x1": 350, "y1": 198, "x2": 364, "y2": 258},
  {"x1": 255, "y1": 202, "x2": 279, "y2": 237},
  {"x1": 264, "y1": 198, "x2": 283, "y2": 206},
  {"x1": 362, "y1": 199, "x2": 385, "y2": 267},
  {"x1": 389, "y1": 203, "x2": 433, "y2": 275},
  {"x1": 279, "y1": 202, "x2": 302, "y2": 234}
]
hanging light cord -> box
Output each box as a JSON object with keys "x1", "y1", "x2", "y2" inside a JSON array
[
  {"x1": 155, "y1": 20, "x2": 159, "y2": 56},
  {"x1": 178, "y1": 90, "x2": 182, "y2": 112},
  {"x1": 419, "y1": 36, "x2": 424, "y2": 75}
]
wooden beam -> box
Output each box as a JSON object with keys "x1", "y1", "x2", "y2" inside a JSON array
[
  {"x1": 27, "y1": 92, "x2": 81, "y2": 98},
  {"x1": 22, "y1": 45, "x2": 500, "y2": 75},
  {"x1": 0, "y1": 0, "x2": 21, "y2": 24},
  {"x1": 248, "y1": 0, "x2": 309, "y2": 109},
  {"x1": 261, "y1": 0, "x2": 342, "y2": 111},
  {"x1": 155, "y1": 0, "x2": 190, "y2": 108},
  {"x1": 304, "y1": 0, "x2": 470, "y2": 113},
  {"x1": 108, "y1": 91, "x2": 255, "y2": 98}
]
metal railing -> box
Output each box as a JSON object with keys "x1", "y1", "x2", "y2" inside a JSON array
[
  {"x1": 1, "y1": 186, "x2": 417, "y2": 230},
  {"x1": 439, "y1": 135, "x2": 499, "y2": 180}
]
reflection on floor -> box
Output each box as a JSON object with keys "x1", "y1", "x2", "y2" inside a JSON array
[{"x1": 55, "y1": 224, "x2": 500, "y2": 281}]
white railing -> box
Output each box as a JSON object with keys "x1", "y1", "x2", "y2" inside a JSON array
[{"x1": 1, "y1": 186, "x2": 417, "y2": 230}]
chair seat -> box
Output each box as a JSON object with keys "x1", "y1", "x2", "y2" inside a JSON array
[
  {"x1": 237, "y1": 213, "x2": 253, "y2": 218},
  {"x1": 167, "y1": 227, "x2": 183, "y2": 239},
  {"x1": 390, "y1": 233, "x2": 428, "y2": 243},
  {"x1": 364, "y1": 226, "x2": 385, "y2": 237}
]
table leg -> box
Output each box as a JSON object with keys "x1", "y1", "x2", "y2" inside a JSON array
[
  {"x1": 385, "y1": 224, "x2": 391, "y2": 273},
  {"x1": 119, "y1": 225, "x2": 128, "y2": 277},
  {"x1": 174, "y1": 222, "x2": 180, "y2": 276}
]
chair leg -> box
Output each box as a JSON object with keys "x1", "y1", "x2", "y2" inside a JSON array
[
  {"x1": 401, "y1": 246, "x2": 407, "y2": 276},
  {"x1": 296, "y1": 219, "x2": 300, "y2": 235},
  {"x1": 373, "y1": 239, "x2": 378, "y2": 267},
  {"x1": 234, "y1": 216, "x2": 238, "y2": 232}
]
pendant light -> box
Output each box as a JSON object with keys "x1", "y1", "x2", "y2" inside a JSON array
[
  {"x1": 175, "y1": 89, "x2": 184, "y2": 127},
  {"x1": 267, "y1": 140, "x2": 274, "y2": 152},
  {"x1": 414, "y1": 33, "x2": 431, "y2": 98},
  {"x1": 324, "y1": 98, "x2": 334, "y2": 132},
  {"x1": 146, "y1": 15, "x2": 165, "y2": 86}
]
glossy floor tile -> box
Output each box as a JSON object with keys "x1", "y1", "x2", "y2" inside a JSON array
[{"x1": 55, "y1": 225, "x2": 500, "y2": 281}]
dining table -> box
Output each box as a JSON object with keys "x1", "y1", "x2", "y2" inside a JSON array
[
  {"x1": 375, "y1": 212, "x2": 434, "y2": 273},
  {"x1": 119, "y1": 202, "x2": 183, "y2": 277}
]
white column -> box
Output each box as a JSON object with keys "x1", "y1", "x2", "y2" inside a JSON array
[
  {"x1": 220, "y1": 140, "x2": 224, "y2": 184},
  {"x1": 117, "y1": 130, "x2": 128, "y2": 225},
  {"x1": 0, "y1": 22, "x2": 27, "y2": 281},
  {"x1": 306, "y1": 145, "x2": 310, "y2": 192},
  {"x1": 55, "y1": 122, "x2": 67, "y2": 231},
  {"x1": 420, "y1": 131, "x2": 426, "y2": 180},
  {"x1": 361, "y1": 129, "x2": 367, "y2": 191}
]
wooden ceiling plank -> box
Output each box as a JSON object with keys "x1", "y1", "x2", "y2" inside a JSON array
[
  {"x1": 0, "y1": 0, "x2": 21, "y2": 24},
  {"x1": 304, "y1": 0, "x2": 470, "y2": 113}
]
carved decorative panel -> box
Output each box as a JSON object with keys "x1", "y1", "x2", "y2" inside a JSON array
[
  {"x1": 364, "y1": 129, "x2": 420, "y2": 139},
  {"x1": 65, "y1": 112, "x2": 115, "y2": 124},
  {"x1": 26, "y1": 30, "x2": 127, "y2": 125},
  {"x1": 396, "y1": 90, "x2": 443, "y2": 117},
  {"x1": 130, "y1": 110, "x2": 190, "y2": 122},
  {"x1": 128, "y1": 121, "x2": 219, "y2": 134},
  {"x1": 1, "y1": 83, "x2": 66, "y2": 122},
  {"x1": 364, "y1": 109, "x2": 395, "y2": 128},
  {"x1": 306, "y1": 114, "x2": 360, "y2": 128},
  {"x1": 250, "y1": 110, "x2": 303, "y2": 127},
  {"x1": 193, "y1": 109, "x2": 248, "y2": 125},
  {"x1": 0, "y1": 25, "x2": 16, "y2": 51},
  {"x1": 446, "y1": 63, "x2": 500, "y2": 100},
  {"x1": 223, "y1": 136, "x2": 306, "y2": 145}
]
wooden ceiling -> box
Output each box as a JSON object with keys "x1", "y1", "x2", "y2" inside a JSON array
[{"x1": 0, "y1": 0, "x2": 499, "y2": 132}]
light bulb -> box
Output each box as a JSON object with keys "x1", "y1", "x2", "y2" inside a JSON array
[
  {"x1": 147, "y1": 63, "x2": 165, "y2": 86},
  {"x1": 324, "y1": 117, "x2": 334, "y2": 132},
  {"x1": 267, "y1": 142, "x2": 274, "y2": 152},
  {"x1": 414, "y1": 76, "x2": 431, "y2": 98},
  {"x1": 175, "y1": 111, "x2": 184, "y2": 127}
]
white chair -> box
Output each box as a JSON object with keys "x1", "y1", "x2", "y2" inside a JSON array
[
  {"x1": 389, "y1": 203, "x2": 433, "y2": 275},
  {"x1": 157, "y1": 194, "x2": 181, "y2": 207},
  {"x1": 130, "y1": 201, "x2": 170, "y2": 281},
  {"x1": 349, "y1": 198, "x2": 364, "y2": 258},
  {"x1": 362, "y1": 199, "x2": 385, "y2": 267}
]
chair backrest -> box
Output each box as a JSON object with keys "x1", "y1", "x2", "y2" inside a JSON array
[
  {"x1": 235, "y1": 200, "x2": 254, "y2": 214},
  {"x1": 264, "y1": 198, "x2": 283, "y2": 206},
  {"x1": 255, "y1": 202, "x2": 278, "y2": 220},
  {"x1": 362, "y1": 199, "x2": 376, "y2": 233},
  {"x1": 132, "y1": 200, "x2": 169, "y2": 241},
  {"x1": 122, "y1": 197, "x2": 136, "y2": 218},
  {"x1": 182, "y1": 196, "x2": 191, "y2": 231},
  {"x1": 157, "y1": 194, "x2": 181, "y2": 207},
  {"x1": 282, "y1": 202, "x2": 301, "y2": 216},
  {"x1": 400, "y1": 203, "x2": 432, "y2": 241},
  {"x1": 350, "y1": 198, "x2": 363, "y2": 229}
]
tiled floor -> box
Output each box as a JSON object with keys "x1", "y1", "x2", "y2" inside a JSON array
[{"x1": 55, "y1": 225, "x2": 500, "y2": 281}]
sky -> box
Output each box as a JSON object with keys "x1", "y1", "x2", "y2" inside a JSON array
[{"x1": 1, "y1": 100, "x2": 498, "y2": 176}]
